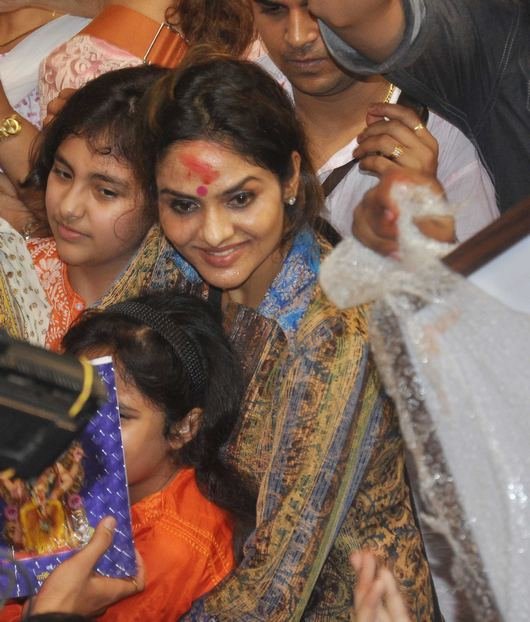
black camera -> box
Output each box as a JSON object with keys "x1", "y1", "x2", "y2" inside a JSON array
[{"x1": 0, "y1": 330, "x2": 106, "y2": 480}]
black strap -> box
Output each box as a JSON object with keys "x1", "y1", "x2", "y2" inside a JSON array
[{"x1": 321, "y1": 158, "x2": 359, "y2": 198}]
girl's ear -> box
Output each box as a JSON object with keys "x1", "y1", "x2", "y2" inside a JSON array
[
  {"x1": 283, "y1": 151, "x2": 301, "y2": 204},
  {"x1": 168, "y1": 407, "x2": 203, "y2": 450}
]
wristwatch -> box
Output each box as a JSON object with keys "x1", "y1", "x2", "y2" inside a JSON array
[{"x1": 0, "y1": 113, "x2": 22, "y2": 141}]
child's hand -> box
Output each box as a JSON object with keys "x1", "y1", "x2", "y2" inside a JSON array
[
  {"x1": 351, "y1": 550, "x2": 412, "y2": 622},
  {"x1": 28, "y1": 517, "x2": 144, "y2": 617},
  {"x1": 352, "y1": 169, "x2": 455, "y2": 256},
  {"x1": 353, "y1": 103, "x2": 438, "y2": 179}
]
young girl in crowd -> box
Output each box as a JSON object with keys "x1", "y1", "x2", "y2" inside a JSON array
[
  {"x1": 14, "y1": 56, "x2": 436, "y2": 621},
  {"x1": 23, "y1": 65, "x2": 170, "y2": 350},
  {"x1": 1, "y1": 290, "x2": 253, "y2": 621}
]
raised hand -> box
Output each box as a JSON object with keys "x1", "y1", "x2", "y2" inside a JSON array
[
  {"x1": 353, "y1": 102, "x2": 438, "y2": 178},
  {"x1": 352, "y1": 169, "x2": 454, "y2": 256},
  {"x1": 27, "y1": 517, "x2": 144, "y2": 617}
]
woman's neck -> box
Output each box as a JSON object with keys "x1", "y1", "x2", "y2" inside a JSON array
[
  {"x1": 223, "y1": 243, "x2": 288, "y2": 310},
  {"x1": 0, "y1": 8, "x2": 59, "y2": 53}
]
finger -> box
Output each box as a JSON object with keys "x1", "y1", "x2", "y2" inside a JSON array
[
  {"x1": 354, "y1": 550, "x2": 379, "y2": 606},
  {"x1": 358, "y1": 153, "x2": 401, "y2": 177},
  {"x1": 367, "y1": 102, "x2": 427, "y2": 132},
  {"x1": 69, "y1": 516, "x2": 117, "y2": 572},
  {"x1": 357, "y1": 120, "x2": 437, "y2": 157},
  {"x1": 378, "y1": 568, "x2": 411, "y2": 622},
  {"x1": 352, "y1": 183, "x2": 400, "y2": 253},
  {"x1": 414, "y1": 215, "x2": 455, "y2": 243}
]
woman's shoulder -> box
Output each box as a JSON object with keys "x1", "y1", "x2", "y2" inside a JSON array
[{"x1": 298, "y1": 234, "x2": 371, "y2": 345}]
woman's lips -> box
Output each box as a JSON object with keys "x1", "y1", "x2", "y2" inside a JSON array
[{"x1": 197, "y1": 242, "x2": 248, "y2": 268}]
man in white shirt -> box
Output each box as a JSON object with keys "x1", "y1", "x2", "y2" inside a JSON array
[{"x1": 252, "y1": 0, "x2": 498, "y2": 242}]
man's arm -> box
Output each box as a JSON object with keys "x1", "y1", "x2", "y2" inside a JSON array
[
  {"x1": 307, "y1": 0, "x2": 408, "y2": 62},
  {"x1": 0, "y1": 0, "x2": 102, "y2": 17}
]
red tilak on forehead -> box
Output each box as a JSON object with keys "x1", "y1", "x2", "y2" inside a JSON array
[{"x1": 180, "y1": 153, "x2": 220, "y2": 185}]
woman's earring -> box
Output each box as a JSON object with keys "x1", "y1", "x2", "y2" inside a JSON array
[{"x1": 286, "y1": 196, "x2": 296, "y2": 206}]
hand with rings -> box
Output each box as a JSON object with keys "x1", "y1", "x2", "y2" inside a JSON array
[{"x1": 353, "y1": 101, "x2": 439, "y2": 177}]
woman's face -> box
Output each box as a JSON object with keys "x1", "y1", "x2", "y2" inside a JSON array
[
  {"x1": 45, "y1": 135, "x2": 150, "y2": 278},
  {"x1": 156, "y1": 140, "x2": 300, "y2": 308}
]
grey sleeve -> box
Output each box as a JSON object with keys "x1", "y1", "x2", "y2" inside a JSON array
[{"x1": 319, "y1": 0, "x2": 425, "y2": 75}]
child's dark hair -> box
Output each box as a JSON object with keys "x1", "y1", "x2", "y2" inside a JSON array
[
  {"x1": 138, "y1": 56, "x2": 323, "y2": 244},
  {"x1": 62, "y1": 291, "x2": 255, "y2": 533},
  {"x1": 26, "y1": 64, "x2": 169, "y2": 192},
  {"x1": 24, "y1": 65, "x2": 169, "y2": 234}
]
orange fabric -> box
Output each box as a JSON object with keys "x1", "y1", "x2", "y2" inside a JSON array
[
  {"x1": 98, "y1": 468, "x2": 235, "y2": 622},
  {"x1": 0, "y1": 469, "x2": 234, "y2": 622},
  {"x1": 27, "y1": 237, "x2": 85, "y2": 352},
  {"x1": 80, "y1": 5, "x2": 189, "y2": 68}
]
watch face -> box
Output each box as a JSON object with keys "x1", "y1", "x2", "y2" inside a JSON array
[{"x1": 0, "y1": 114, "x2": 22, "y2": 138}]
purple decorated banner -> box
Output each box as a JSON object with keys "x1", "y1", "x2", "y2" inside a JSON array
[{"x1": 0, "y1": 357, "x2": 135, "y2": 598}]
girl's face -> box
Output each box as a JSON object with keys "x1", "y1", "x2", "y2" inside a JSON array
[
  {"x1": 114, "y1": 364, "x2": 177, "y2": 505},
  {"x1": 156, "y1": 140, "x2": 300, "y2": 308},
  {"x1": 45, "y1": 135, "x2": 150, "y2": 278}
]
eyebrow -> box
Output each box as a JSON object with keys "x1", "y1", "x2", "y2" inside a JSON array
[
  {"x1": 159, "y1": 176, "x2": 260, "y2": 200},
  {"x1": 254, "y1": 0, "x2": 281, "y2": 6},
  {"x1": 54, "y1": 152, "x2": 131, "y2": 192}
]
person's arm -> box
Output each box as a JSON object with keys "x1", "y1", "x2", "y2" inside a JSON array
[
  {"x1": 307, "y1": 0, "x2": 407, "y2": 62},
  {"x1": 0, "y1": 0, "x2": 102, "y2": 16},
  {"x1": 0, "y1": 82, "x2": 39, "y2": 188}
]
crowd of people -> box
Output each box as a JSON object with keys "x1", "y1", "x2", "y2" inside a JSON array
[{"x1": 0, "y1": 0, "x2": 527, "y2": 620}]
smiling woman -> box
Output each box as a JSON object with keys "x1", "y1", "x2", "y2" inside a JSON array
[{"x1": 135, "y1": 57, "x2": 436, "y2": 620}]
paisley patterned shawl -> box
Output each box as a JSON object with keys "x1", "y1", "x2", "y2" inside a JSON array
[{"x1": 180, "y1": 229, "x2": 434, "y2": 621}]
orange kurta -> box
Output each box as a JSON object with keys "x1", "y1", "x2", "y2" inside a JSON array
[
  {"x1": 27, "y1": 236, "x2": 85, "y2": 352},
  {"x1": 0, "y1": 468, "x2": 235, "y2": 622}
]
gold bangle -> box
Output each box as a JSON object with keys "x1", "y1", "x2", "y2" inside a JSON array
[{"x1": 0, "y1": 113, "x2": 22, "y2": 141}]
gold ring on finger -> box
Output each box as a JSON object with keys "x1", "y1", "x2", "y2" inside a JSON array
[
  {"x1": 413, "y1": 122, "x2": 425, "y2": 133},
  {"x1": 389, "y1": 144, "x2": 404, "y2": 160}
]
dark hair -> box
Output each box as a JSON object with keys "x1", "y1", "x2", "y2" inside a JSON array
[
  {"x1": 27, "y1": 65, "x2": 169, "y2": 191},
  {"x1": 138, "y1": 56, "x2": 323, "y2": 242},
  {"x1": 62, "y1": 291, "x2": 255, "y2": 527},
  {"x1": 167, "y1": 0, "x2": 254, "y2": 57}
]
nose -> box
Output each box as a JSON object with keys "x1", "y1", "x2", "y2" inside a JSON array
[
  {"x1": 200, "y1": 205, "x2": 235, "y2": 248},
  {"x1": 285, "y1": 8, "x2": 319, "y2": 49},
  {"x1": 57, "y1": 183, "x2": 85, "y2": 223}
]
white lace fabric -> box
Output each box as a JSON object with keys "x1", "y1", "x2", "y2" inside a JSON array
[{"x1": 320, "y1": 184, "x2": 530, "y2": 622}]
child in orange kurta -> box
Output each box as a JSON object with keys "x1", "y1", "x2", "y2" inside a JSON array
[{"x1": 0, "y1": 292, "x2": 252, "y2": 621}]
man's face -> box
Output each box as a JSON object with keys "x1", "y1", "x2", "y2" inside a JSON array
[{"x1": 253, "y1": 0, "x2": 356, "y2": 97}]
